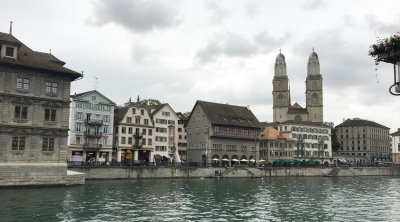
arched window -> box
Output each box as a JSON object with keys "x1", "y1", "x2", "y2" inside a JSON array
[
  {"x1": 294, "y1": 115, "x2": 302, "y2": 121},
  {"x1": 312, "y1": 94, "x2": 318, "y2": 105}
]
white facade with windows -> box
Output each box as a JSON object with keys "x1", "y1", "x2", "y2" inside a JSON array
[
  {"x1": 391, "y1": 129, "x2": 400, "y2": 164},
  {"x1": 280, "y1": 121, "x2": 332, "y2": 163},
  {"x1": 149, "y1": 104, "x2": 181, "y2": 163},
  {"x1": 68, "y1": 90, "x2": 115, "y2": 163}
]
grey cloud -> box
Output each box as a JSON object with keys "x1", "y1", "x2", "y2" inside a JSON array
[
  {"x1": 302, "y1": 0, "x2": 324, "y2": 10},
  {"x1": 87, "y1": 0, "x2": 180, "y2": 32},
  {"x1": 365, "y1": 15, "x2": 400, "y2": 34},
  {"x1": 196, "y1": 33, "x2": 287, "y2": 64}
]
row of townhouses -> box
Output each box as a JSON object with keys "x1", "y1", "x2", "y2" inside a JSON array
[{"x1": 1, "y1": 30, "x2": 398, "y2": 186}]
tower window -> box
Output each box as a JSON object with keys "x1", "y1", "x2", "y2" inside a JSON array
[
  {"x1": 312, "y1": 94, "x2": 318, "y2": 105},
  {"x1": 6, "y1": 47, "x2": 15, "y2": 57}
]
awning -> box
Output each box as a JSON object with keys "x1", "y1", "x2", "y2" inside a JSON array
[
  {"x1": 212, "y1": 158, "x2": 219, "y2": 161},
  {"x1": 232, "y1": 159, "x2": 239, "y2": 162},
  {"x1": 258, "y1": 159, "x2": 266, "y2": 162},
  {"x1": 249, "y1": 159, "x2": 256, "y2": 162},
  {"x1": 222, "y1": 158, "x2": 229, "y2": 161},
  {"x1": 240, "y1": 159, "x2": 248, "y2": 162}
]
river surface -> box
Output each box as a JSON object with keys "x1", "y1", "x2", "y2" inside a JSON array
[{"x1": 1, "y1": 177, "x2": 400, "y2": 221}]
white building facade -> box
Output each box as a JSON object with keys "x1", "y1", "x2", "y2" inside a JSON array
[
  {"x1": 390, "y1": 129, "x2": 400, "y2": 164},
  {"x1": 149, "y1": 104, "x2": 181, "y2": 163},
  {"x1": 68, "y1": 90, "x2": 115, "y2": 163}
]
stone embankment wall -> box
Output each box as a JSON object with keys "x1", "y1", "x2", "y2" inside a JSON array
[{"x1": 69, "y1": 166, "x2": 400, "y2": 179}]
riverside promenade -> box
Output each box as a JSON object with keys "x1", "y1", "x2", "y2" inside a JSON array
[{"x1": 68, "y1": 165, "x2": 400, "y2": 179}]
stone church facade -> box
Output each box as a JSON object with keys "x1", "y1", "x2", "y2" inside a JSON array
[{"x1": 272, "y1": 50, "x2": 323, "y2": 123}]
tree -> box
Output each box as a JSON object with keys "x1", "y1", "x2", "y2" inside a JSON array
[
  {"x1": 140, "y1": 99, "x2": 162, "y2": 106},
  {"x1": 331, "y1": 127, "x2": 341, "y2": 153}
]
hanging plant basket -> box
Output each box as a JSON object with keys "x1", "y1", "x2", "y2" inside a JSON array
[{"x1": 369, "y1": 32, "x2": 400, "y2": 64}]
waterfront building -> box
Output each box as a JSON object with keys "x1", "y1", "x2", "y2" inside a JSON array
[
  {"x1": 113, "y1": 97, "x2": 154, "y2": 163},
  {"x1": 259, "y1": 126, "x2": 296, "y2": 163},
  {"x1": 336, "y1": 118, "x2": 391, "y2": 164},
  {"x1": 0, "y1": 30, "x2": 82, "y2": 186},
  {"x1": 267, "y1": 120, "x2": 332, "y2": 163},
  {"x1": 391, "y1": 129, "x2": 400, "y2": 164},
  {"x1": 185, "y1": 100, "x2": 262, "y2": 166},
  {"x1": 68, "y1": 90, "x2": 115, "y2": 163},
  {"x1": 272, "y1": 49, "x2": 323, "y2": 123},
  {"x1": 148, "y1": 104, "x2": 181, "y2": 163},
  {"x1": 176, "y1": 112, "x2": 188, "y2": 162}
]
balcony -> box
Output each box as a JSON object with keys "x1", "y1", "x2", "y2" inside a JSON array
[
  {"x1": 83, "y1": 143, "x2": 102, "y2": 151},
  {"x1": 133, "y1": 132, "x2": 143, "y2": 139},
  {"x1": 85, "y1": 119, "x2": 103, "y2": 126},
  {"x1": 84, "y1": 131, "x2": 103, "y2": 138}
]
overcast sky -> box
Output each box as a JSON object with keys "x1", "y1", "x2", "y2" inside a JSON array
[{"x1": 2, "y1": 0, "x2": 400, "y2": 131}]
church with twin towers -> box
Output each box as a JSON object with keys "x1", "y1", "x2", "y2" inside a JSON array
[{"x1": 272, "y1": 49, "x2": 323, "y2": 123}]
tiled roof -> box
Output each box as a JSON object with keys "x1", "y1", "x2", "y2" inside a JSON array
[
  {"x1": 193, "y1": 100, "x2": 262, "y2": 128},
  {"x1": 336, "y1": 119, "x2": 389, "y2": 129},
  {"x1": 261, "y1": 126, "x2": 295, "y2": 141},
  {"x1": 0, "y1": 32, "x2": 81, "y2": 79},
  {"x1": 390, "y1": 129, "x2": 400, "y2": 136},
  {"x1": 148, "y1": 104, "x2": 166, "y2": 115},
  {"x1": 288, "y1": 107, "x2": 308, "y2": 114},
  {"x1": 114, "y1": 107, "x2": 129, "y2": 124}
]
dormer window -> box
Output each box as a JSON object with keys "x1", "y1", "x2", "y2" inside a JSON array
[{"x1": 6, "y1": 47, "x2": 14, "y2": 57}]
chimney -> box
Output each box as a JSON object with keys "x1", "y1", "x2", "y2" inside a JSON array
[{"x1": 9, "y1": 20, "x2": 13, "y2": 35}]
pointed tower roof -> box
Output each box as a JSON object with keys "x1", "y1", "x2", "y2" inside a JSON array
[
  {"x1": 274, "y1": 49, "x2": 287, "y2": 77},
  {"x1": 307, "y1": 48, "x2": 320, "y2": 75}
]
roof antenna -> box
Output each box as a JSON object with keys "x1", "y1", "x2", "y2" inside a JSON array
[{"x1": 9, "y1": 20, "x2": 13, "y2": 35}]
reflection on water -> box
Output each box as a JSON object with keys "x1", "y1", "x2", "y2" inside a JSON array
[{"x1": 1, "y1": 177, "x2": 400, "y2": 221}]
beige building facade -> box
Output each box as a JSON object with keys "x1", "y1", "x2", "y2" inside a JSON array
[{"x1": 0, "y1": 32, "x2": 82, "y2": 186}]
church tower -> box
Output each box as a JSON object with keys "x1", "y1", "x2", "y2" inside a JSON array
[
  {"x1": 272, "y1": 51, "x2": 289, "y2": 122},
  {"x1": 306, "y1": 49, "x2": 323, "y2": 122}
]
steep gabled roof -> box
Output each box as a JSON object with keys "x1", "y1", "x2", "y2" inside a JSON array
[
  {"x1": 114, "y1": 107, "x2": 129, "y2": 124},
  {"x1": 0, "y1": 32, "x2": 81, "y2": 80},
  {"x1": 391, "y1": 129, "x2": 400, "y2": 137},
  {"x1": 187, "y1": 100, "x2": 262, "y2": 128},
  {"x1": 71, "y1": 90, "x2": 116, "y2": 105},
  {"x1": 336, "y1": 119, "x2": 389, "y2": 129}
]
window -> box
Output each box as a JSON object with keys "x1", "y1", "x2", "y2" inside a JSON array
[
  {"x1": 42, "y1": 138, "x2": 55, "y2": 151},
  {"x1": 121, "y1": 137, "x2": 126, "y2": 144},
  {"x1": 14, "y1": 106, "x2": 28, "y2": 119},
  {"x1": 76, "y1": 112, "x2": 83, "y2": 119},
  {"x1": 144, "y1": 119, "x2": 149, "y2": 125},
  {"x1": 162, "y1": 111, "x2": 170, "y2": 116},
  {"x1": 122, "y1": 127, "x2": 126, "y2": 134},
  {"x1": 142, "y1": 129, "x2": 146, "y2": 135},
  {"x1": 168, "y1": 120, "x2": 175, "y2": 125},
  {"x1": 148, "y1": 129, "x2": 153, "y2": 136},
  {"x1": 128, "y1": 127, "x2": 133, "y2": 134},
  {"x1": 92, "y1": 96, "x2": 96, "y2": 101},
  {"x1": 178, "y1": 128, "x2": 183, "y2": 132},
  {"x1": 148, "y1": 138, "x2": 152, "y2": 145},
  {"x1": 156, "y1": 146, "x2": 167, "y2": 151},
  {"x1": 76, "y1": 136, "x2": 81, "y2": 144},
  {"x1": 135, "y1": 117, "x2": 140, "y2": 124},
  {"x1": 44, "y1": 109, "x2": 56, "y2": 121},
  {"x1": 156, "y1": 127, "x2": 167, "y2": 133},
  {"x1": 46, "y1": 82, "x2": 57, "y2": 94},
  {"x1": 156, "y1": 119, "x2": 168, "y2": 124},
  {"x1": 156, "y1": 136, "x2": 167, "y2": 142},
  {"x1": 128, "y1": 137, "x2": 132, "y2": 144},
  {"x1": 126, "y1": 117, "x2": 132, "y2": 123},
  {"x1": 142, "y1": 138, "x2": 146, "y2": 145},
  {"x1": 12, "y1": 137, "x2": 25, "y2": 150},
  {"x1": 6, "y1": 47, "x2": 15, "y2": 57},
  {"x1": 140, "y1": 109, "x2": 144, "y2": 115},
  {"x1": 75, "y1": 124, "x2": 82, "y2": 132},
  {"x1": 103, "y1": 127, "x2": 108, "y2": 134},
  {"x1": 16, "y1": 77, "x2": 29, "y2": 90},
  {"x1": 132, "y1": 108, "x2": 136, "y2": 114},
  {"x1": 104, "y1": 115, "x2": 109, "y2": 122}
]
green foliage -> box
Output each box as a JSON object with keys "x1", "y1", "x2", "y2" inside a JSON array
[
  {"x1": 140, "y1": 98, "x2": 162, "y2": 106},
  {"x1": 369, "y1": 32, "x2": 400, "y2": 57}
]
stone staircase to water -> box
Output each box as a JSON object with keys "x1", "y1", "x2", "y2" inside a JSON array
[{"x1": 325, "y1": 167, "x2": 340, "y2": 177}]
